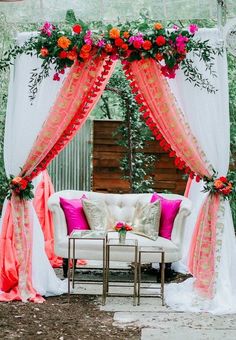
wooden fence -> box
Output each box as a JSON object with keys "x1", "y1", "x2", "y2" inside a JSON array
[{"x1": 93, "y1": 120, "x2": 187, "y2": 194}]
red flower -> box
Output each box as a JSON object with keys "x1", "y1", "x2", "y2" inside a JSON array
[
  {"x1": 156, "y1": 36, "x2": 166, "y2": 46},
  {"x1": 219, "y1": 176, "x2": 227, "y2": 183},
  {"x1": 155, "y1": 53, "x2": 163, "y2": 61},
  {"x1": 121, "y1": 43, "x2": 128, "y2": 50},
  {"x1": 81, "y1": 44, "x2": 92, "y2": 53},
  {"x1": 142, "y1": 40, "x2": 152, "y2": 50},
  {"x1": 59, "y1": 50, "x2": 68, "y2": 59},
  {"x1": 221, "y1": 187, "x2": 232, "y2": 195},
  {"x1": 104, "y1": 44, "x2": 113, "y2": 53},
  {"x1": 19, "y1": 179, "x2": 28, "y2": 190},
  {"x1": 133, "y1": 40, "x2": 142, "y2": 49},
  {"x1": 115, "y1": 38, "x2": 124, "y2": 47},
  {"x1": 79, "y1": 51, "x2": 90, "y2": 60},
  {"x1": 72, "y1": 24, "x2": 82, "y2": 34}
]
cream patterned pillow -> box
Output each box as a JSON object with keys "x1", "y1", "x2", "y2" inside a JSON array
[
  {"x1": 82, "y1": 199, "x2": 114, "y2": 231},
  {"x1": 132, "y1": 200, "x2": 161, "y2": 240}
]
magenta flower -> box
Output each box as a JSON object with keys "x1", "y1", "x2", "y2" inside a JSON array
[
  {"x1": 97, "y1": 39, "x2": 105, "y2": 48},
  {"x1": 189, "y1": 24, "x2": 198, "y2": 34},
  {"x1": 128, "y1": 33, "x2": 144, "y2": 45},
  {"x1": 53, "y1": 73, "x2": 60, "y2": 81},
  {"x1": 173, "y1": 24, "x2": 179, "y2": 31},
  {"x1": 176, "y1": 35, "x2": 189, "y2": 54},
  {"x1": 41, "y1": 21, "x2": 54, "y2": 37},
  {"x1": 84, "y1": 30, "x2": 93, "y2": 45}
]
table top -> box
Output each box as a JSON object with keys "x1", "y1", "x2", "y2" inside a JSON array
[
  {"x1": 107, "y1": 238, "x2": 138, "y2": 247},
  {"x1": 69, "y1": 230, "x2": 107, "y2": 239},
  {"x1": 138, "y1": 246, "x2": 164, "y2": 253}
]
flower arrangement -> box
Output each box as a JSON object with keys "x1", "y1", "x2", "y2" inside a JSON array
[
  {"x1": 0, "y1": 18, "x2": 220, "y2": 101},
  {"x1": 203, "y1": 173, "x2": 234, "y2": 199},
  {"x1": 7, "y1": 175, "x2": 34, "y2": 200},
  {"x1": 114, "y1": 221, "x2": 133, "y2": 233}
]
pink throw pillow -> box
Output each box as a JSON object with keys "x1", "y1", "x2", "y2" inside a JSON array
[
  {"x1": 150, "y1": 192, "x2": 181, "y2": 240},
  {"x1": 60, "y1": 195, "x2": 90, "y2": 235}
]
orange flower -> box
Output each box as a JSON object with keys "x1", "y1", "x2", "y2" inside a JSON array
[
  {"x1": 123, "y1": 31, "x2": 130, "y2": 39},
  {"x1": 104, "y1": 44, "x2": 113, "y2": 53},
  {"x1": 155, "y1": 53, "x2": 163, "y2": 61},
  {"x1": 109, "y1": 27, "x2": 120, "y2": 39},
  {"x1": 154, "y1": 22, "x2": 163, "y2": 30},
  {"x1": 214, "y1": 179, "x2": 224, "y2": 189},
  {"x1": 121, "y1": 43, "x2": 128, "y2": 50},
  {"x1": 57, "y1": 36, "x2": 71, "y2": 49},
  {"x1": 142, "y1": 40, "x2": 152, "y2": 50},
  {"x1": 40, "y1": 47, "x2": 49, "y2": 57},
  {"x1": 81, "y1": 44, "x2": 92, "y2": 53},
  {"x1": 11, "y1": 176, "x2": 23, "y2": 185},
  {"x1": 79, "y1": 51, "x2": 90, "y2": 59},
  {"x1": 67, "y1": 50, "x2": 77, "y2": 60}
]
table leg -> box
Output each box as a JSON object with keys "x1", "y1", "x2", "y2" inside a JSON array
[
  {"x1": 102, "y1": 239, "x2": 106, "y2": 305},
  {"x1": 133, "y1": 246, "x2": 138, "y2": 306},
  {"x1": 72, "y1": 239, "x2": 75, "y2": 289},
  {"x1": 137, "y1": 251, "x2": 141, "y2": 306},
  {"x1": 68, "y1": 238, "x2": 71, "y2": 303},
  {"x1": 161, "y1": 252, "x2": 165, "y2": 306}
]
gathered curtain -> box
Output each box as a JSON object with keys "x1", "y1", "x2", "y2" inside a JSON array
[
  {"x1": 0, "y1": 55, "x2": 116, "y2": 302},
  {"x1": 124, "y1": 57, "x2": 223, "y2": 299}
]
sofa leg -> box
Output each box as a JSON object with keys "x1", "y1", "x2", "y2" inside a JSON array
[{"x1": 63, "y1": 258, "x2": 69, "y2": 278}]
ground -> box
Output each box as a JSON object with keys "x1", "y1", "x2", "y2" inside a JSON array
[
  {"x1": 0, "y1": 295, "x2": 140, "y2": 340},
  {"x1": 0, "y1": 268, "x2": 187, "y2": 340}
]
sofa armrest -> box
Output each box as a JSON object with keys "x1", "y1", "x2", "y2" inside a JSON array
[
  {"x1": 171, "y1": 198, "x2": 192, "y2": 251},
  {"x1": 48, "y1": 197, "x2": 67, "y2": 244}
]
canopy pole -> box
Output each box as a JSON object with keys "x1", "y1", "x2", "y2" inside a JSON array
[{"x1": 217, "y1": 0, "x2": 226, "y2": 30}]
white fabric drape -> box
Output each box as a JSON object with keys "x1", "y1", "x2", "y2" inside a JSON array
[
  {"x1": 1, "y1": 32, "x2": 67, "y2": 297},
  {"x1": 166, "y1": 28, "x2": 236, "y2": 314}
]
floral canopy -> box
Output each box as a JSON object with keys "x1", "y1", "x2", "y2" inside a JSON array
[{"x1": 0, "y1": 18, "x2": 235, "y2": 314}]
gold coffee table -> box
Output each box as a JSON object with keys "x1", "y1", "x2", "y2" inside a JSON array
[
  {"x1": 137, "y1": 246, "x2": 165, "y2": 306},
  {"x1": 105, "y1": 238, "x2": 138, "y2": 306},
  {"x1": 68, "y1": 230, "x2": 107, "y2": 305}
]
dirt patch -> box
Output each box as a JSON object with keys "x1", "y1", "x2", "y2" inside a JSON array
[{"x1": 0, "y1": 295, "x2": 140, "y2": 340}]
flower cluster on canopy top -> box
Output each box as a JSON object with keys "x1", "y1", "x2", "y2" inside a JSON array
[
  {"x1": 37, "y1": 20, "x2": 200, "y2": 82},
  {"x1": 203, "y1": 174, "x2": 234, "y2": 199}
]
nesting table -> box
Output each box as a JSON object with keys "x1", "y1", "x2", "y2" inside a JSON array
[{"x1": 67, "y1": 231, "x2": 165, "y2": 306}]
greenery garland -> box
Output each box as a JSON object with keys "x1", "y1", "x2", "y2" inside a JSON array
[{"x1": 0, "y1": 18, "x2": 221, "y2": 101}]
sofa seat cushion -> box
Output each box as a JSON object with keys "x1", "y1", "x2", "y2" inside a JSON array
[{"x1": 55, "y1": 231, "x2": 180, "y2": 263}]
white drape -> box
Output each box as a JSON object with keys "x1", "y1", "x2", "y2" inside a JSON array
[
  {"x1": 166, "y1": 29, "x2": 236, "y2": 314},
  {"x1": 1, "y1": 32, "x2": 67, "y2": 297}
]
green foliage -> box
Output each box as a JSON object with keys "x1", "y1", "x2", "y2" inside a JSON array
[{"x1": 103, "y1": 63, "x2": 156, "y2": 193}]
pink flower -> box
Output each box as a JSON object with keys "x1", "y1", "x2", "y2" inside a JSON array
[
  {"x1": 189, "y1": 24, "x2": 198, "y2": 34},
  {"x1": 176, "y1": 35, "x2": 189, "y2": 54},
  {"x1": 97, "y1": 39, "x2": 105, "y2": 48},
  {"x1": 41, "y1": 21, "x2": 54, "y2": 37},
  {"x1": 84, "y1": 30, "x2": 93, "y2": 45},
  {"x1": 173, "y1": 24, "x2": 179, "y2": 30},
  {"x1": 128, "y1": 33, "x2": 144, "y2": 45}
]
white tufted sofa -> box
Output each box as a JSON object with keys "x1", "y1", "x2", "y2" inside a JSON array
[{"x1": 48, "y1": 190, "x2": 192, "y2": 267}]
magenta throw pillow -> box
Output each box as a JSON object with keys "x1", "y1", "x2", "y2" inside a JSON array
[
  {"x1": 150, "y1": 192, "x2": 181, "y2": 240},
  {"x1": 60, "y1": 195, "x2": 90, "y2": 235}
]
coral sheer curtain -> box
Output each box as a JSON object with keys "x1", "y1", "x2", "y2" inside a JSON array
[
  {"x1": 33, "y1": 171, "x2": 61, "y2": 268},
  {"x1": 125, "y1": 58, "x2": 220, "y2": 299},
  {"x1": 0, "y1": 55, "x2": 116, "y2": 302}
]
